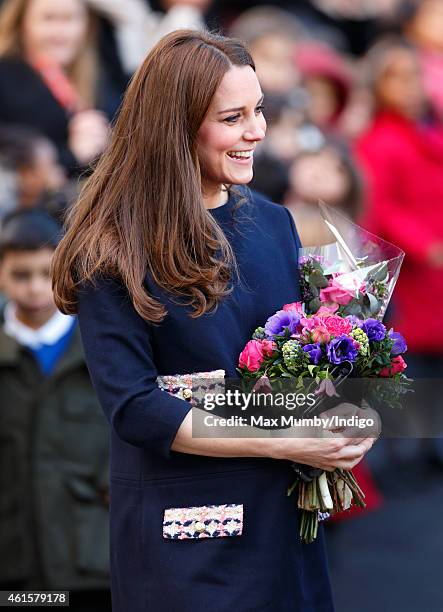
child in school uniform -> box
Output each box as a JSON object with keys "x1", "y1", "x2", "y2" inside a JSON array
[{"x1": 0, "y1": 210, "x2": 111, "y2": 611}]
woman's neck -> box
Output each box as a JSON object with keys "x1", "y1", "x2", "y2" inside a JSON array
[{"x1": 202, "y1": 184, "x2": 229, "y2": 210}]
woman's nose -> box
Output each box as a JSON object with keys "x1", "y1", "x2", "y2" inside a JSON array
[{"x1": 244, "y1": 116, "x2": 266, "y2": 142}]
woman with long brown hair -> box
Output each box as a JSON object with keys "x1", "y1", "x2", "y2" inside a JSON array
[
  {"x1": 52, "y1": 30, "x2": 373, "y2": 611},
  {"x1": 0, "y1": 0, "x2": 112, "y2": 175}
]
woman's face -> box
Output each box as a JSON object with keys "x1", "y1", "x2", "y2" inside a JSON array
[
  {"x1": 376, "y1": 49, "x2": 426, "y2": 120},
  {"x1": 197, "y1": 65, "x2": 267, "y2": 197},
  {"x1": 22, "y1": 0, "x2": 88, "y2": 67}
]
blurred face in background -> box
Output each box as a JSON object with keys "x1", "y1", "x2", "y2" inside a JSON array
[
  {"x1": 197, "y1": 65, "x2": 266, "y2": 201},
  {"x1": 249, "y1": 33, "x2": 299, "y2": 95},
  {"x1": 0, "y1": 247, "x2": 57, "y2": 328},
  {"x1": 18, "y1": 140, "x2": 65, "y2": 207},
  {"x1": 21, "y1": 0, "x2": 88, "y2": 67},
  {"x1": 289, "y1": 148, "x2": 351, "y2": 206},
  {"x1": 375, "y1": 48, "x2": 426, "y2": 120},
  {"x1": 304, "y1": 76, "x2": 342, "y2": 127}
]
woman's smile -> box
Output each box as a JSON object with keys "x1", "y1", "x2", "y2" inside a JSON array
[{"x1": 226, "y1": 148, "x2": 255, "y2": 162}]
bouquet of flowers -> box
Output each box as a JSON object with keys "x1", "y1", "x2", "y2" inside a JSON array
[
  {"x1": 237, "y1": 204, "x2": 408, "y2": 543},
  {"x1": 299, "y1": 202, "x2": 404, "y2": 320}
]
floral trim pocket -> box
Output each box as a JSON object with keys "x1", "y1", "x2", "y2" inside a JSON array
[
  {"x1": 163, "y1": 503, "x2": 243, "y2": 540},
  {"x1": 157, "y1": 370, "x2": 225, "y2": 403}
]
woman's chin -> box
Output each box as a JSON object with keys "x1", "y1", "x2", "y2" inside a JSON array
[{"x1": 228, "y1": 170, "x2": 254, "y2": 186}]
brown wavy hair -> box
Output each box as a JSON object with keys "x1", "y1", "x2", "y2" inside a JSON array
[{"x1": 52, "y1": 30, "x2": 255, "y2": 323}]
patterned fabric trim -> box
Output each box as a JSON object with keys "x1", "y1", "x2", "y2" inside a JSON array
[
  {"x1": 157, "y1": 369, "x2": 225, "y2": 402},
  {"x1": 163, "y1": 503, "x2": 243, "y2": 540}
]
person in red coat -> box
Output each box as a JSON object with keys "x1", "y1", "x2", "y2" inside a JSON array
[{"x1": 356, "y1": 38, "x2": 443, "y2": 468}]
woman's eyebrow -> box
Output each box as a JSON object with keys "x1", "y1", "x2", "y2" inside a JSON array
[{"x1": 217, "y1": 93, "x2": 264, "y2": 115}]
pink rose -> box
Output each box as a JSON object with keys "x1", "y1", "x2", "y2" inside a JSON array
[
  {"x1": 283, "y1": 301, "x2": 304, "y2": 314},
  {"x1": 322, "y1": 316, "x2": 352, "y2": 337},
  {"x1": 238, "y1": 339, "x2": 276, "y2": 372},
  {"x1": 319, "y1": 276, "x2": 358, "y2": 306},
  {"x1": 380, "y1": 355, "x2": 407, "y2": 377},
  {"x1": 261, "y1": 339, "x2": 277, "y2": 356},
  {"x1": 332, "y1": 273, "x2": 366, "y2": 295}
]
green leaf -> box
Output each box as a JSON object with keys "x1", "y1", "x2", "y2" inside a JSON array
[
  {"x1": 372, "y1": 262, "x2": 389, "y2": 283},
  {"x1": 308, "y1": 271, "x2": 329, "y2": 288},
  {"x1": 310, "y1": 259, "x2": 324, "y2": 274},
  {"x1": 309, "y1": 297, "x2": 321, "y2": 312},
  {"x1": 342, "y1": 300, "x2": 363, "y2": 317},
  {"x1": 363, "y1": 293, "x2": 380, "y2": 315}
]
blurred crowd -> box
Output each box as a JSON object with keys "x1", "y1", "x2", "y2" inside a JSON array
[{"x1": 0, "y1": 0, "x2": 443, "y2": 609}]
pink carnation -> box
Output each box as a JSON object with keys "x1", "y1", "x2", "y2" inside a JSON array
[
  {"x1": 283, "y1": 302, "x2": 304, "y2": 314},
  {"x1": 238, "y1": 339, "x2": 276, "y2": 372},
  {"x1": 380, "y1": 355, "x2": 407, "y2": 377},
  {"x1": 322, "y1": 316, "x2": 352, "y2": 337}
]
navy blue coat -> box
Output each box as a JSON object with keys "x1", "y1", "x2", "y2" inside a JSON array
[{"x1": 77, "y1": 189, "x2": 334, "y2": 612}]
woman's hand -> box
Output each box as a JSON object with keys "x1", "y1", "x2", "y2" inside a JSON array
[
  {"x1": 266, "y1": 435, "x2": 375, "y2": 472},
  {"x1": 321, "y1": 401, "x2": 381, "y2": 439},
  {"x1": 264, "y1": 402, "x2": 378, "y2": 470},
  {"x1": 172, "y1": 405, "x2": 376, "y2": 470},
  {"x1": 68, "y1": 110, "x2": 110, "y2": 165}
]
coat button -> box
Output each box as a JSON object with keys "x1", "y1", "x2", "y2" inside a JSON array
[
  {"x1": 195, "y1": 521, "x2": 205, "y2": 533},
  {"x1": 183, "y1": 388, "x2": 193, "y2": 401}
]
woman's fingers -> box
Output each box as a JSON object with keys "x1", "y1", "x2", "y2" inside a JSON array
[
  {"x1": 321, "y1": 402, "x2": 360, "y2": 420},
  {"x1": 320, "y1": 403, "x2": 381, "y2": 438},
  {"x1": 332, "y1": 443, "x2": 366, "y2": 461},
  {"x1": 321, "y1": 429, "x2": 370, "y2": 447}
]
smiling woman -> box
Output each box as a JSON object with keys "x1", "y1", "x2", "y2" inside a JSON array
[
  {"x1": 197, "y1": 66, "x2": 266, "y2": 207},
  {"x1": 50, "y1": 29, "x2": 371, "y2": 612}
]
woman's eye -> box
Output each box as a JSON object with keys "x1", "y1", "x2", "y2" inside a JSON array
[
  {"x1": 255, "y1": 105, "x2": 265, "y2": 115},
  {"x1": 223, "y1": 114, "x2": 240, "y2": 124}
]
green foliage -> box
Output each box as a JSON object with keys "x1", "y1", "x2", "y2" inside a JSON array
[
  {"x1": 363, "y1": 293, "x2": 379, "y2": 316},
  {"x1": 252, "y1": 326, "x2": 266, "y2": 340},
  {"x1": 308, "y1": 271, "x2": 329, "y2": 288}
]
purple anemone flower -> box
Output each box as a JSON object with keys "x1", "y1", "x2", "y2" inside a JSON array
[
  {"x1": 327, "y1": 335, "x2": 358, "y2": 364},
  {"x1": 389, "y1": 330, "x2": 407, "y2": 356},
  {"x1": 360, "y1": 318, "x2": 386, "y2": 342},
  {"x1": 346, "y1": 315, "x2": 363, "y2": 327},
  {"x1": 265, "y1": 310, "x2": 300, "y2": 338},
  {"x1": 303, "y1": 343, "x2": 322, "y2": 365}
]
